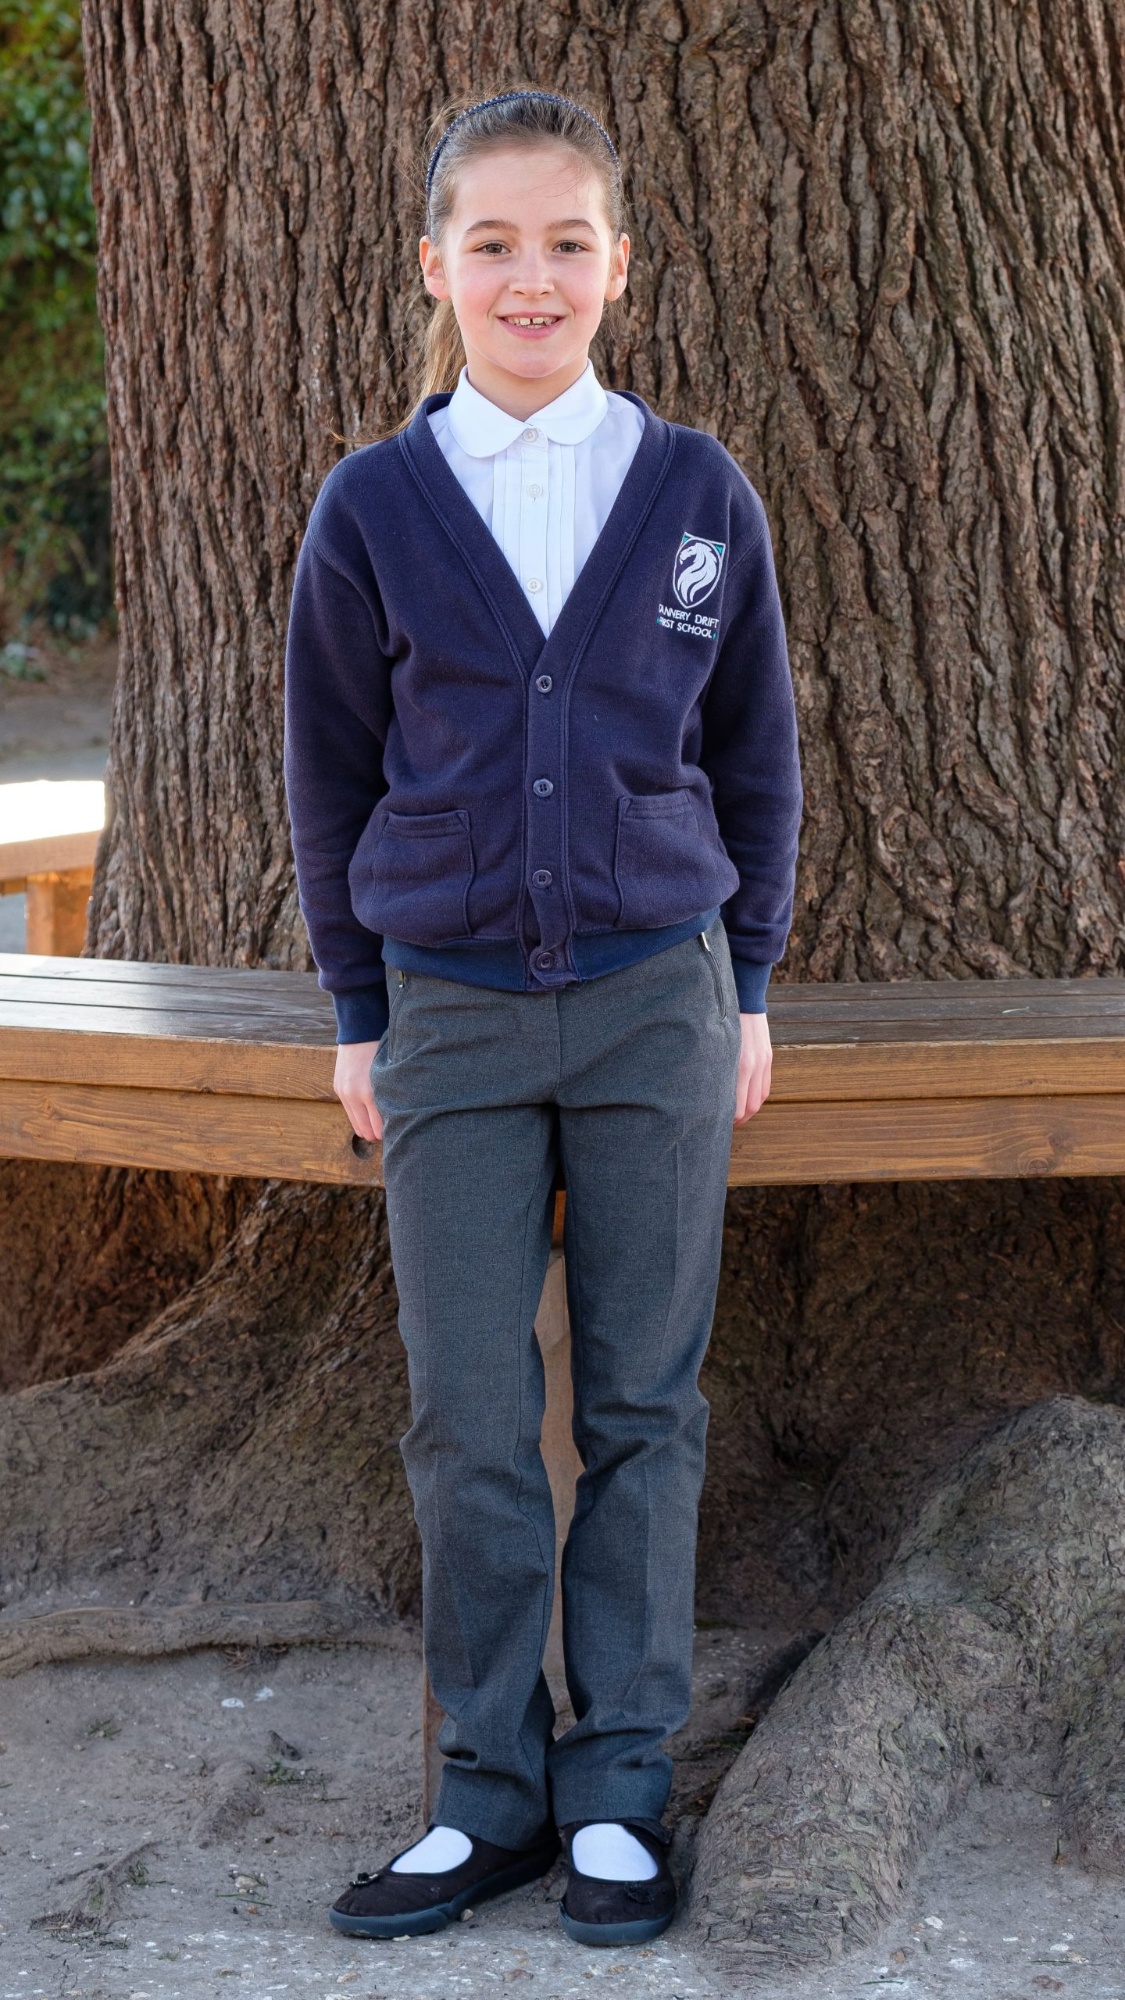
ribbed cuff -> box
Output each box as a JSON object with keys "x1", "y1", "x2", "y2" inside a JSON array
[
  {"x1": 730, "y1": 957, "x2": 772, "y2": 1014},
  {"x1": 332, "y1": 982, "x2": 390, "y2": 1044}
]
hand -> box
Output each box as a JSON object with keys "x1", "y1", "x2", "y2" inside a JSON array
[
  {"x1": 734, "y1": 1012, "x2": 772, "y2": 1124},
  {"x1": 333, "y1": 1039, "x2": 383, "y2": 1143}
]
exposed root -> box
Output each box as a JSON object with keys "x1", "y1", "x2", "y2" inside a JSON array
[
  {"x1": 688, "y1": 1397, "x2": 1125, "y2": 1973},
  {"x1": 0, "y1": 1597, "x2": 415, "y2": 1677},
  {"x1": 32, "y1": 1841, "x2": 154, "y2": 1940}
]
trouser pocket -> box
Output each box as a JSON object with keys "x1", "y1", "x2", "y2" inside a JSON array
[{"x1": 698, "y1": 927, "x2": 726, "y2": 1019}]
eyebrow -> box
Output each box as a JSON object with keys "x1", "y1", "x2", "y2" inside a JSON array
[{"x1": 462, "y1": 216, "x2": 599, "y2": 233}]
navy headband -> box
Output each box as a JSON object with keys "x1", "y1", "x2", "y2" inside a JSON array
[{"x1": 425, "y1": 90, "x2": 619, "y2": 201}]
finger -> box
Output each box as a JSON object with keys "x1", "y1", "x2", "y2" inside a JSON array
[
  {"x1": 736, "y1": 1064, "x2": 771, "y2": 1122},
  {"x1": 342, "y1": 1094, "x2": 378, "y2": 1144},
  {"x1": 357, "y1": 1079, "x2": 385, "y2": 1146},
  {"x1": 358, "y1": 1072, "x2": 384, "y2": 1152}
]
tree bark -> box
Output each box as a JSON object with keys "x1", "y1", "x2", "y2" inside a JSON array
[{"x1": 1, "y1": 0, "x2": 1122, "y2": 1958}]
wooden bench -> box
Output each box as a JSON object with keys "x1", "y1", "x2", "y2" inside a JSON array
[
  {"x1": 4, "y1": 952, "x2": 1125, "y2": 1810},
  {"x1": 0, "y1": 781, "x2": 105, "y2": 955},
  {"x1": 6, "y1": 957, "x2": 1125, "y2": 1186}
]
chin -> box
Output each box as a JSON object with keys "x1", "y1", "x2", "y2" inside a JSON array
[{"x1": 489, "y1": 344, "x2": 586, "y2": 376}]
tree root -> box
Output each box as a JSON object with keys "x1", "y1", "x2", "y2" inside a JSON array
[
  {"x1": 688, "y1": 1396, "x2": 1125, "y2": 1973},
  {"x1": 32, "y1": 1840, "x2": 155, "y2": 1940},
  {"x1": 0, "y1": 1596, "x2": 415, "y2": 1677}
]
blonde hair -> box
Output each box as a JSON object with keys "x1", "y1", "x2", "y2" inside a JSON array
[{"x1": 389, "y1": 89, "x2": 627, "y2": 436}]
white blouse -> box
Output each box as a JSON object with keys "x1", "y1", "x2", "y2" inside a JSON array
[{"x1": 427, "y1": 360, "x2": 645, "y2": 638}]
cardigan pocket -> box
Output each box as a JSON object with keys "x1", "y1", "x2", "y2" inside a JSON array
[
  {"x1": 350, "y1": 806, "x2": 476, "y2": 943},
  {"x1": 613, "y1": 788, "x2": 726, "y2": 928}
]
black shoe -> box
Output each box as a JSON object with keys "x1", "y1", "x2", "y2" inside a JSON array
[
  {"x1": 329, "y1": 1825, "x2": 560, "y2": 1939},
  {"x1": 557, "y1": 1819, "x2": 677, "y2": 1946}
]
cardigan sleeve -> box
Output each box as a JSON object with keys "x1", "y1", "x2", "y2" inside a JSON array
[
  {"x1": 699, "y1": 491, "x2": 803, "y2": 981},
  {"x1": 283, "y1": 526, "x2": 393, "y2": 1044}
]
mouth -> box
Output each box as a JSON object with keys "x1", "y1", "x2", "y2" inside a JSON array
[{"x1": 499, "y1": 314, "x2": 563, "y2": 331}]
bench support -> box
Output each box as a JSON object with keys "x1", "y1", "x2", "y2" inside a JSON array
[
  {"x1": 1, "y1": 868, "x2": 94, "y2": 956},
  {"x1": 23, "y1": 867, "x2": 94, "y2": 955}
]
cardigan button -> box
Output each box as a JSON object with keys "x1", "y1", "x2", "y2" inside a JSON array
[
  {"x1": 534, "y1": 950, "x2": 555, "y2": 971},
  {"x1": 535, "y1": 674, "x2": 553, "y2": 693},
  {"x1": 532, "y1": 778, "x2": 554, "y2": 798},
  {"x1": 532, "y1": 869, "x2": 553, "y2": 887}
]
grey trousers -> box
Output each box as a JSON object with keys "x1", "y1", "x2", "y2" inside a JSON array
[{"x1": 371, "y1": 915, "x2": 741, "y2": 1846}]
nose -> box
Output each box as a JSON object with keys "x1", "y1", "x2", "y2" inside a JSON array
[{"x1": 507, "y1": 249, "x2": 555, "y2": 297}]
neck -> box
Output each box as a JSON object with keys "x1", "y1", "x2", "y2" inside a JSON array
[{"x1": 460, "y1": 351, "x2": 590, "y2": 420}]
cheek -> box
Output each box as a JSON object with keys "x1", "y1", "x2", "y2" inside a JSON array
[
  {"x1": 562, "y1": 262, "x2": 614, "y2": 316},
  {"x1": 449, "y1": 265, "x2": 499, "y2": 321}
]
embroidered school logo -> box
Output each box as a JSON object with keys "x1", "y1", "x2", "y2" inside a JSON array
[{"x1": 672, "y1": 533, "x2": 726, "y2": 610}]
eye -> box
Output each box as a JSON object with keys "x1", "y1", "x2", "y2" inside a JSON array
[
  {"x1": 556, "y1": 239, "x2": 590, "y2": 254},
  {"x1": 473, "y1": 240, "x2": 509, "y2": 255}
]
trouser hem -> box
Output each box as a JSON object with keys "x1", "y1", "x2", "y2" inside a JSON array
[
  {"x1": 548, "y1": 1783, "x2": 672, "y2": 1831},
  {"x1": 435, "y1": 1768, "x2": 553, "y2": 1852}
]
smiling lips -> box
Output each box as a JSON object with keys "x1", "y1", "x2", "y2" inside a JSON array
[{"x1": 501, "y1": 314, "x2": 562, "y2": 331}]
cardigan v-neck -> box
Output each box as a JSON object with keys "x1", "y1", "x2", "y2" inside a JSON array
[
  {"x1": 399, "y1": 387, "x2": 675, "y2": 680},
  {"x1": 426, "y1": 362, "x2": 644, "y2": 639}
]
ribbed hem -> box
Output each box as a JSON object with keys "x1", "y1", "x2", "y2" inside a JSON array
[
  {"x1": 380, "y1": 908, "x2": 723, "y2": 995},
  {"x1": 332, "y1": 981, "x2": 390, "y2": 1044},
  {"x1": 730, "y1": 957, "x2": 772, "y2": 1014}
]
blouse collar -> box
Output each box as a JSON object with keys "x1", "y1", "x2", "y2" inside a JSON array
[{"x1": 444, "y1": 359, "x2": 610, "y2": 458}]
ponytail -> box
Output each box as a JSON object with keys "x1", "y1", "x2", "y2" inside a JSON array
[{"x1": 416, "y1": 296, "x2": 467, "y2": 404}]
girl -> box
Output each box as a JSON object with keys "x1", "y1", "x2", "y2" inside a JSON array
[{"x1": 283, "y1": 88, "x2": 802, "y2": 1949}]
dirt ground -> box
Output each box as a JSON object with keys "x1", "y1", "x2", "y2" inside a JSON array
[
  {"x1": 0, "y1": 1628, "x2": 1121, "y2": 2000},
  {"x1": 1, "y1": 639, "x2": 1122, "y2": 1996}
]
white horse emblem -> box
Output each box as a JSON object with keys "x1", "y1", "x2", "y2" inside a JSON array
[{"x1": 672, "y1": 533, "x2": 726, "y2": 610}]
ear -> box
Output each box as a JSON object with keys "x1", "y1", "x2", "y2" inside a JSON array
[
  {"x1": 419, "y1": 235, "x2": 450, "y2": 303},
  {"x1": 605, "y1": 232, "x2": 630, "y2": 304}
]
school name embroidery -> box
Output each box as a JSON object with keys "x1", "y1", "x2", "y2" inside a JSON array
[{"x1": 656, "y1": 603, "x2": 721, "y2": 640}]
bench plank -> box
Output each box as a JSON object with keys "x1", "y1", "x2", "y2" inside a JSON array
[
  {"x1": 730, "y1": 1093, "x2": 1125, "y2": 1183},
  {"x1": 4, "y1": 1082, "x2": 1125, "y2": 1188},
  {"x1": 4, "y1": 1011, "x2": 1125, "y2": 1105},
  {"x1": 0, "y1": 1027, "x2": 334, "y2": 1100},
  {"x1": 0, "y1": 1078, "x2": 376, "y2": 1185}
]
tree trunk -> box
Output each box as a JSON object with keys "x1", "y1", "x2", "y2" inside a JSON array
[{"x1": 2, "y1": 0, "x2": 1122, "y2": 1958}]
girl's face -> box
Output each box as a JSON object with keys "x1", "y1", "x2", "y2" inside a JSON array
[{"x1": 419, "y1": 142, "x2": 630, "y2": 417}]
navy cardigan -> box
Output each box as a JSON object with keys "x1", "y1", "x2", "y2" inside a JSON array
[{"x1": 283, "y1": 390, "x2": 803, "y2": 1044}]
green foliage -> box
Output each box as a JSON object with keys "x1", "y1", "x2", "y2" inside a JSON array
[{"x1": 0, "y1": 0, "x2": 111, "y2": 638}]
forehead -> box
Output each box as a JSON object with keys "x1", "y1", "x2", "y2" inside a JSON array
[{"x1": 447, "y1": 142, "x2": 605, "y2": 225}]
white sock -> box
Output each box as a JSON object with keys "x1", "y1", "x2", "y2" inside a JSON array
[
  {"x1": 571, "y1": 1822, "x2": 658, "y2": 1881},
  {"x1": 390, "y1": 1824, "x2": 473, "y2": 1874}
]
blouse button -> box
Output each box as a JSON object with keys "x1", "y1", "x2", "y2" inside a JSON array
[
  {"x1": 526, "y1": 482, "x2": 543, "y2": 499},
  {"x1": 535, "y1": 674, "x2": 553, "y2": 693},
  {"x1": 526, "y1": 577, "x2": 543, "y2": 594},
  {"x1": 523, "y1": 426, "x2": 540, "y2": 442}
]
